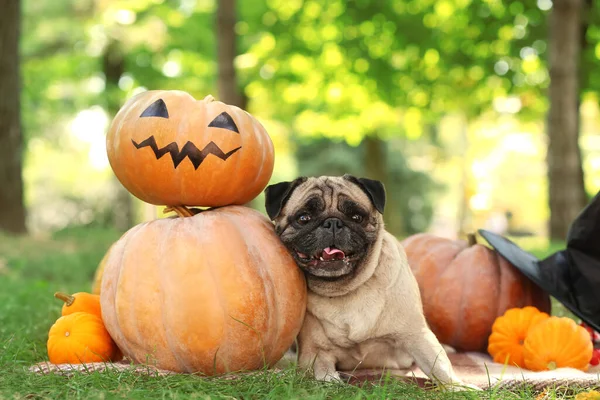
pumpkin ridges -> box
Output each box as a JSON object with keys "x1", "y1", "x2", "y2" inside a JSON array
[
  {"x1": 499, "y1": 256, "x2": 525, "y2": 312},
  {"x1": 105, "y1": 219, "x2": 189, "y2": 371},
  {"x1": 240, "y1": 207, "x2": 307, "y2": 364},
  {"x1": 247, "y1": 116, "x2": 271, "y2": 192},
  {"x1": 487, "y1": 306, "x2": 550, "y2": 367},
  {"x1": 201, "y1": 214, "x2": 233, "y2": 371},
  {"x1": 493, "y1": 250, "x2": 508, "y2": 317},
  {"x1": 257, "y1": 116, "x2": 275, "y2": 189},
  {"x1": 251, "y1": 205, "x2": 305, "y2": 363},
  {"x1": 206, "y1": 214, "x2": 261, "y2": 371},
  {"x1": 246, "y1": 208, "x2": 306, "y2": 365},
  {"x1": 215, "y1": 207, "x2": 303, "y2": 370},
  {"x1": 403, "y1": 232, "x2": 551, "y2": 352},
  {"x1": 410, "y1": 239, "x2": 466, "y2": 313},
  {"x1": 108, "y1": 91, "x2": 161, "y2": 202},
  {"x1": 418, "y1": 241, "x2": 465, "y2": 330},
  {"x1": 401, "y1": 233, "x2": 432, "y2": 270},
  {"x1": 101, "y1": 206, "x2": 306, "y2": 374},
  {"x1": 149, "y1": 220, "x2": 188, "y2": 371},
  {"x1": 523, "y1": 317, "x2": 592, "y2": 371},
  {"x1": 399, "y1": 233, "x2": 430, "y2": 263},
  {"x1": 421, "y1": 242, "x2": 473, "y2": 345},
  {"x1": 497, "y1": 254, "x2": 549, "y2": 314},
  {"x1": 167, "y1": 219, "x2": 227, "y2": 372},
  {"x1": 445, "y1": 247, "x2": 472, "y2": 348},
  {"x1": 107, "y1": 91, "x2": 274, "y2": 207},
  {"x1": 403, "y1": 235, "x2": 456, "y2": 273},
  {"x1": 129, "y1": 218, "x2": 207, "y2": 372},
  {"x1": 47, "y1": 312, "x2": 119, "y2": 364},
  {"x1": 449, "y1": 245, "x2": 500, "y2": 350},
  {"x1": 226, "y1": 211, "x2": 279, "y2": 366},
  {"x1": 521, "y1": 267, "x2": 552, "y2": 315},
  {"x1": 158, "y1": 226, "x2": 191, "y2": 372},
  {"x1": 196, "y1": 100, "x2": 238, "y2": 204},
  {"x1": 245, "y1": 212, "x2": 278, "y2": 366},
  {"x1": 218, "y1": 207, "x2": 300, "y2": 369},
  {"x1": 222, "y1": 106, "x2": 266, "y2": 204},
  {"x1": 494, "y1": 254, "x2": 537, "y2": 327},
  {"x1": 559, "y1": 321, "x2": 592, "y2": 365},
  {"x1": 102, "y1": 223, "x2": 146, "y2": 365},
  {"x1": 122, "y1": 222, "x2": 159, "y2": 363}
]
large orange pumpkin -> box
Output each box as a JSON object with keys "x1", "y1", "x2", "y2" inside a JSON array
[
  {"x1": 401, "y1": 233, "x2": 551, "y2": 352},
  {"x1": 100, "y1": 205, "x2": 307, "y2": 374},
  {"x1": 106, "y1": 90, "x2": 274, "y2": 207},
  {"x1": 523, "y1": 316, "x2": 592, "y2": 371}
]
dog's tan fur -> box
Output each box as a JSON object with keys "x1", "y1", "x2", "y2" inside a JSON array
[{"x1": 269, "y1": 176, "x2": 475, "y2": 390}]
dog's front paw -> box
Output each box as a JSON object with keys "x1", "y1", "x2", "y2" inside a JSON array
[{"x1": 315, "y1": 370, "x2": 342, "y2": 383}]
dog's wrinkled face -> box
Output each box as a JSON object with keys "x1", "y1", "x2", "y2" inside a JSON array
[{"x1": 264, "y1": 175, "x2": 385, "y2": 281}]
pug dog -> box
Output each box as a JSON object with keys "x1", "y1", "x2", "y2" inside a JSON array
[{"x1": 264, "y1": 175, "x2": 475, "y2": 390}]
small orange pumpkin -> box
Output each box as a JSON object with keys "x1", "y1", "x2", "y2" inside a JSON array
[
  {"x1": 100, "y1": 205, "x2": 307, "y2": 374},
  {"x1": 523, "y1": 316, "x2": 593, "y2": 371},
  {"x1": 401, "y1": 232, "x2": 551, "y2": 352},
  {"x1": 54, "y1": 292, "x2": 102, "y2": 319},
  {"x1": 106, "y1": 90, "x2": 274, "y2": 207},
  {"x1": 47, "y1": 312, "x2": 121, "y2": 364},
  {"x1": 487, "y1": 306, "x2": 550, "y2": 367}
]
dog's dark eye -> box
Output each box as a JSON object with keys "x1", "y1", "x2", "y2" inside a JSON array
[
  {"x1": 297, "y1": 213, "x2": 311, "y2": 224},
  {"x1": 352, "y1": 214, "x2": 363, "y2": 223}
]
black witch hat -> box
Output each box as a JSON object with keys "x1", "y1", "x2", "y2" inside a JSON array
[{"x1": 479, "y1": 190, "x2": 600, "y2": 332}]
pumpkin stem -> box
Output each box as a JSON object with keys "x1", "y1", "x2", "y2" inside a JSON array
[
  {"x1": 547, "y1": 361, "x2": 557, "y2": 370},
  {"x1": 467, "y1": 233, "x2": 478, "y2": 246},
  {"x1": 203, "y1": 94, "x2": 215, "y2": 103},
  {"x1": 164, "y1": 206, "x2": 195, "y2": 218},
  {"x1": 54, "y1": 292, "x2": 75, "y2": 307}
]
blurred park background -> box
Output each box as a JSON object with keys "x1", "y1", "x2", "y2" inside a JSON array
[{"x1": 1, "y1": 0, "x2": 600, "y2": 245}]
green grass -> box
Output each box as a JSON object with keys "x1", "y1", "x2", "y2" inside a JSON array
[{"x1": 0, "y1": 227, "x2": 588, "y2": 399}]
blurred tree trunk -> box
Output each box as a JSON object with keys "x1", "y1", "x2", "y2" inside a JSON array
[
  {"x1": 217, "y1": 0, "x2": 260, "y2": 210},
  {"x1": 103, "y1": 40, "x2": 135, "y2": 231},
  {"x1": 0, "y1": 0, "x2": 27, "y2": 234},
  {"x1": 547, "y1": 0, "x2": 587, "y2": 240},
  {"x1": 363, "y1": 135, "x2": 401, "y2": 235},
  {"x1": 457, "y1": 118, "x2": 471, "y2": 237},
  {"x1": 216, "y1": 0, "x2": 245, "y2": 108}
]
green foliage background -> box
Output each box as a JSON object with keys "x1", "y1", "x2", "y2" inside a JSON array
[{"x1": 18, "y1": 0, "x2": 600, "y2": 238}]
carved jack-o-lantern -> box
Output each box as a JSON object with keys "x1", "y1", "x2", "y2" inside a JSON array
[{"x1": 106, "y1": 90, "x2": 274, "y2": 207}]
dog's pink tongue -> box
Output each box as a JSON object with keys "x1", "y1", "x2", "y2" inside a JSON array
[{"x1": 322, "y1": 247, "x2": 345, "y2": 261}]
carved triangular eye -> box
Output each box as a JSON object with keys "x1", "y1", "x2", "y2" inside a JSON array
[
  {"x1": 208, "y1": 112, "x2": 239, "y2": 133},
  {"x1": 140, "y1": 99, "x2": 169, "y2": 119}
]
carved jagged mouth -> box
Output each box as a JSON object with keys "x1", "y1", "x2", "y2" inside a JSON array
[{"x1": 132, "y1": 136, "x2": 241, "y2": 169}]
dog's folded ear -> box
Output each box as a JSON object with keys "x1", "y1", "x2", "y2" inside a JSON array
[
  {"x1": 343, "y1": 174, "x2": 386, "y2": 214},
  {"x1": 264, "y1": 177, "x2": 307, "y2": 220}
]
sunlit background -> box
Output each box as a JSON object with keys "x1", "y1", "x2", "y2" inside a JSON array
[{"x1": 16, "y1": 0, "x2": 600, "y2": 245}]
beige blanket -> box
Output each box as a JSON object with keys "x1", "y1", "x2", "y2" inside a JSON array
[
  {"x1": 341, "y1": 352, "x2": 600, "y2": 392},
  {"x1": 29, "y1": 352, "x2": 600, "y2": 392}
]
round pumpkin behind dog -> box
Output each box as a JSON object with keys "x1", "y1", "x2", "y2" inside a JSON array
[
  {"x1": 401, "y1": 232, "x2": 551, "y2": 353},
  {"x1": 100, "y1": 205, "x2": 306, "y2": 374}
]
